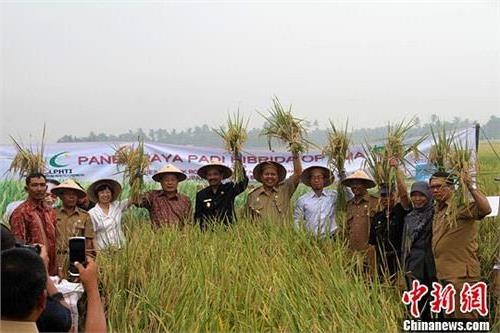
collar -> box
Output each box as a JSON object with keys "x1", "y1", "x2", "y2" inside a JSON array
[
  {"x1": 353, "y1": 192, "x2": 370, "y2": 204},
  {"x1": 436, "y1": 196, "x2": 452, "y2": 211},
  {"x1": 159, "y1": 191, "x2": 179, "y2": 200},
  {"x1": 60, "y1": 206, "x2": 82, "y2": 216},
  {"x1": 259, "y1": 185, "x2": 279, "y2": 196},
  {"x1": 25, "y1": 198, "x2": 47, "y2": 210},
  {"x1": 309, "y1": 189, "x2": 328, "y2": 198}
]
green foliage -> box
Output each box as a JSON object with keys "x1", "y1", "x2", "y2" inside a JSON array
[{"x1": 1, "y1": 141, "x2": 499, "y2": 331}]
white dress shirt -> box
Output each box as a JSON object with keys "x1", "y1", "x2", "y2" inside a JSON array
[
  {"x1": 88, "y1": 200, "x2": 128, "y2": 250},
  {"x1": 294, "y1": 189, "x2": 352, "y2": 236}
]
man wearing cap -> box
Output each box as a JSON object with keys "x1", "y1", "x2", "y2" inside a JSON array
[
  {"x1": 135, "y1": 164, "x2": 192, "y2": 227},
  {"x1": 246, "y1": 153, "x2": 302, "y2": 221},
  {"x1": 294, "y1": 166, "x2": 352, "y2": 237},
  {"x1": 430, "y1": 171, "x2": 491, "y2": 319},
  {"x1": 369, "y1": 159, "x2": 411, "y2": 279},
  {"x1": 195, "y1": 157, "x2": 248, "y2": 229},
  {"x1": 51, "y1": 179, "x2": 95, "y2": 275}
]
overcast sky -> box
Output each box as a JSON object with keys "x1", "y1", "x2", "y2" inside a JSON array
[{"x1": 1, "y1": 1, "x2": 499, "y2": 144}]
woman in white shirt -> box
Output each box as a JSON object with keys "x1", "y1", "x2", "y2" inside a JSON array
[{"x1": 87, "y1": 179, "x2": 129, "y2": 250}]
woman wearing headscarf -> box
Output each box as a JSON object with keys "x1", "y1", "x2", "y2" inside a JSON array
[{"x1": 401, "y1": 181, "x2": 436, "y2": 320}]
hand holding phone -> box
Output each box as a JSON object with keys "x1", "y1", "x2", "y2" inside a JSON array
[{"x1": 68, "y1": 237, "x2": 86, "y2": 277}]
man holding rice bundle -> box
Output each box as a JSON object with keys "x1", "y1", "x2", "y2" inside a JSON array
[
  {"x1": 430, "y1": 171, "x2": 491, "y2": 320},
  {"x1": 248, "y1": 97, "x2": 308, "y2": 222},
  {"x1": 246, "y1": 153, "x2": 302, "y2": 221},
  {"x1": 135, "y1": 164, "x2": 192, "y2": 227},
  {"x1": 51, "y1": 179, "x2": 95, "y2": 275},
  {"x1": 195, "y1": 157, "x2": 248, "y2": 230},
  {"x1": 294, "y1": 166, "x2": 352, "y2": 238}
]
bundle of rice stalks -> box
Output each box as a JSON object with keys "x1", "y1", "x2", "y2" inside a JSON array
[
  {"x1": 8, "y1": 126, "x2": 47, "y2": 178},
  {"x1": 362, "y1": 142, "x2": 389, "y2": 187},
  {"x1": 260, "y1": 97, "x2": 313, "y2": 155},
  {"x1": 449, "y1": 138, "x2": 475, "y2": 208},
  {"x1": 322, "y1": 120, "x2": 351, "y2": 212},
  {"x1": 114, "y1": 138, "x2": 150, "y2": 203},
  {"x1": 385, "y1": 118, "x2": 426, "y2": 165},
  {"x1": 214, "y1": 111, "x2": 249, "y2": 183},
  {"x1": 429, "y1": 122, "x2": 455, "y2": 173},
  {"x1": 364, "y1": 118, "x2": 426, "y2": 192}
]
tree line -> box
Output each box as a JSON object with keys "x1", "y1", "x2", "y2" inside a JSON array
[{"x1": 58, "y1": 115, "x2": 500, "y2": 148}]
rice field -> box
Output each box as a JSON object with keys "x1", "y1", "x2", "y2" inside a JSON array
[{"x1": 1, "y1": 142, "x2": 499, "y2": 332}]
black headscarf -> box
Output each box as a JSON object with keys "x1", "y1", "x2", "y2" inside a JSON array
[{"x1": 401, "y1": 182, "x2": 434, "y2": 272}]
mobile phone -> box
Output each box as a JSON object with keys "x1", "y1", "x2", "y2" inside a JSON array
[{"x1": 68, "y1": 237, "x2": 86, "y2": 277}]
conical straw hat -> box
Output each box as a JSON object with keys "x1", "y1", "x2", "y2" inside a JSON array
[
  {"x1": 253, "y1": 161, "x2": 287, "y2": 183},
  {"x1": 152, "y1": 164, "x2": 187, "y2": 182},
  {"x1": 341, "y1": 169, "x2": 376, "y2": 188},
  {"x1": 197, "y1": 160, "x2": 232, "y2": 180},
  {"x1": 301, "y1": 166, "x2": 333, "y2": 187},
  {"x1": 87, "y1": 179, "x2": 122, "y2": 203},
  {"x1": 51, "y1": 179, "x2": 86, "y2": 198}
]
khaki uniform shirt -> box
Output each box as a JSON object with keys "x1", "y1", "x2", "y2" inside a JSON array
[
  {"x1": 246, "y1": 177, "x2": 298, "y2": 221},
  {"x1": 433, "y1": 199, "x2": 482, "y2": 280},
  {"x1": 0, "y1": 320, "x2": 38, "y2": 333},
  {"x1": 55, "y1": 207, "x2": 95, "y2": 271},
  {"x1": 346, "y1": 193, "x2": 379, "y2": 251}
]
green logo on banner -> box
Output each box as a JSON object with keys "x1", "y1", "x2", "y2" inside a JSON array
[{"x1": 49, "y1": 152, "x2": 69, "y2": 168}]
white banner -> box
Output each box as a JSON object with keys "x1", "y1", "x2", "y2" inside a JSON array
[{"x1": 0, "y1": 128, "x2": 475, "y2": 183}]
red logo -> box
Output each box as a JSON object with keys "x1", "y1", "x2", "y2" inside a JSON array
[
  {"x1": 460, "y1": 282, "x2": 488, "y2": 316},
  {"x1": 402, "y1": 280, "x2": 429, "y2": 318},
  {"x1": 402, "y1": 281, "x2": 489, "y2": 318},
  {"x1": 430, "y1": 282, "x2": 456, "y2": 315}
]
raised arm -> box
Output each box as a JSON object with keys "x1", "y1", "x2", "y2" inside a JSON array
[
  {"x1": 390, "y1": 158, "x2": 410, "y2": 210},
  {"x1": 289, "y1": 152, "x2": 303, "y2": 186},
  {"x1": 234, "y1": 155, "x2": 249, "y2": 194},
  {"x1": 465, "y1": 176, "x2": 492, "y2": 218}
]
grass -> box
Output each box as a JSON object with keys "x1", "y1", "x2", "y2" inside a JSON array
[{"x1": 0, "y1": 141, "x2": 499, "y2": 331}]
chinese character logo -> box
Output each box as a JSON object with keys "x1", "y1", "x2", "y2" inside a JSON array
[{"x1": 402, "y1": 281, "x2": 488, "y2": 318}]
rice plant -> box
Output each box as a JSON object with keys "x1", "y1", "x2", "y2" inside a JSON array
[
  {"x1": 213, "y1": 111, "x2": 249, "y2": 183},
  {"x1": 322, "y1": 120, "x2": 351, "y2": 212},
  {"x1": 260, "y1": 97, "x2": 314, "y2": 155},
  {"x1": 8, "y1": 125, "x2": 47, "y2": 178},
  {"x1": 114, "y1": 138, "x2": 151, "y2": 204}
]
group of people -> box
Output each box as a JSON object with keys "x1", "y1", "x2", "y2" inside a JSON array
[{"x1": 1, "y1": 150, "x2": 495, "y2": 331}]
